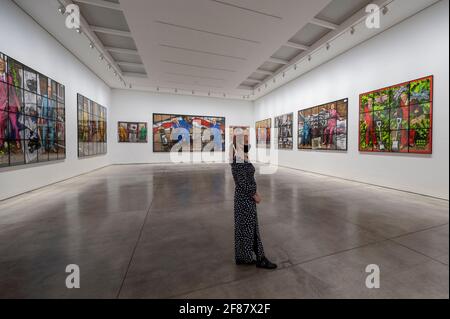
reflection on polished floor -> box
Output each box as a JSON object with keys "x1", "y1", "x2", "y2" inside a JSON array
[{"x1": 0, "y1": 164, "x2": 448, "y2": 298}]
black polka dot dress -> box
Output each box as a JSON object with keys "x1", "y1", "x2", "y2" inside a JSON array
[{"x1": 231, "y1": 162, "x2": 265, "y2": 263}]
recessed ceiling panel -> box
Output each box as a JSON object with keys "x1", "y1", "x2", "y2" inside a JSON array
[
  {"x1": 289, "y1": 23, "x2": 331, "y2": 47},
  {"x1": 110, "y1": 51, "x2": 143, "y2": 64},
  {"x1": 95, "y1": 32, "x2": 137, "y2": 50},
  {"x1": 272, "y1": 46, "x2": 302, "y2": 61},
  {"x1": 315, "y1": 0, "x2": 373, "y2": 25},
  {"x1": 74, "y1": 2, "x2": 130, "y2": 31}
]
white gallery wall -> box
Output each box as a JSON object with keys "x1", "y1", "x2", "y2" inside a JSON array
[
  {"x1": 0, "y1": 0, "x2": 111, "y2": 200},
  {"x1": 254, "y1": 0, "x2": 449, "y2": 200},
  {"x1": 109, "y1": 89, "x2": 253, "y2": 164},
  {"x1": 0, "y1": 0, "x2": 448, "y2": 201}
]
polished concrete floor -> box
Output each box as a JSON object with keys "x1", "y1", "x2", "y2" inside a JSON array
[{"x1": 0, "y1": 164, "x2": 448, "y2": 299}]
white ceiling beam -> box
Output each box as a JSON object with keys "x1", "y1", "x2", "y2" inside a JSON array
[
  {"x1": 246, "y1": 78, "x2": 262, "y2": 83},
  {"x1": 105, "y1": 46, "x2": 139, "y2": 55},
  {"x1": 310, "y1": 18, "x2": 338, "y2": 30},
  {"x1": 254, "y1": 69, "x2": 274, "y2": 76},
  {"x1": 73, "y1": 0, "x2": 122, "y2": 11},
  {"x1": 117, "y1": 61, "x2": 145, "y2": 68},
  {"x1": 268, "y1": 57, "x2": 289, "y2": 65},
  {"x1": 91, "y1": 26, "x2": 132, "y2": 37},
  {"x1": 285, "y1": 41, "x2": 310, "y2": 51}
]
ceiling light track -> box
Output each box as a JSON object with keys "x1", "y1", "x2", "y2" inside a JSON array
[{"x1": 253, "y1": 0, "x2": 394, "y2": 100}]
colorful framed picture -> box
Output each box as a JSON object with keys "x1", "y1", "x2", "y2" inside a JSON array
[
  {"x1": 1, "y1": 51, "x2": 66, "y2": 168},
  {"x1": 298, "y1": 98, "x2": 348, "y2": 151},
  {"x1": 359, "y1": 76, "x2": 433, "y2": 154},
  {"x1": 77, "y1": 94, "x2": 107, "y2": 157},
  {"x1": 255, "y1": 118, "x2": 271, "y2": 149},
  {"x1": 152, "y1": 113, "x2": 225, "y2": 152},
  {"x1": 274, "y1": 113, "x2": 293, "y2": 150},
  {"x1": 118, "y1": 122, "x2": 148, "y2": 143}
]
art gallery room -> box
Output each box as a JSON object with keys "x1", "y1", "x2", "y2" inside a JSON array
[{"x1": 0, "y1": 0, "x2": 449, "y2": 302}]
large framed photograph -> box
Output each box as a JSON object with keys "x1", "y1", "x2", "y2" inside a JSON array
[
  {"x1": 1, "y1": 51, "x2": 66, "y2": 168},
  {"x1": 77, "y1": 94, "x2": 107, "y2": 157},
  {"x1": 298, "y1": 98, "x2": 348, "y2": 151},
  {"x1": 274, "y1": 113, "x2": 293, "y2": 150},
  {"x1": 152, "y1": 113, "x2": 225, "y2": 152},
  {"x1": 118, "y1": 122, "x2": 147, "y2": 143},
  {"x1": 255, "y1": 118, "x2": 271, "y2": 149},
  {"x1": 359, "y1": 76, "x2": 433, "y2": 154}
]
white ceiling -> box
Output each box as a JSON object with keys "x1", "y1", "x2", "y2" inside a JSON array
[{"x1": 13, "y1": 0, "x2": 441, "y2": 100}]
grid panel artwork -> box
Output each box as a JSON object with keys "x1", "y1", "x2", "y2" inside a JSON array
[
  {"x1": 77, "y1": 94, "x2": 107, "y2": 157},
  {"x1": 274, "y1": 113, "x2": 293, "y2": 150},
  {"x1": 298, "y1": 99, "x2": 348, "y2": 151},
  {"x1": 255, "y1": 118, "x2": 271, "y2": 149},
  {"x1": 153, "y1": 113, "x2": 225, "y2": 152},
  {"x1": 0, "y1": 51, "x2": 65, "y2": 168},
  {"x1": 359, "y1": 76, "x2": 433, "y2": 154},
  {"x1": 118, "y1": 122, "x2": 147, "y2": 143}
]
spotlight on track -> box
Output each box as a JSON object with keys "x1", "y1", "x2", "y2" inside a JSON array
[{"x1": 58, "y1": 5, "x2": 66, "y2": 14}]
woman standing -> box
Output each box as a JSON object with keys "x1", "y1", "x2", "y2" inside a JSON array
[{"x1": 230, "y1": 134, "x2": 277, "y2": 269}]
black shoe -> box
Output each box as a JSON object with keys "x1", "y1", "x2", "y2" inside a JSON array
[
  {"x1": 256, "y1": 257, "x2": 277, "y2": 269},
  {"x1": 236, "y1": 260, "x2": 256, "y2": 266}
]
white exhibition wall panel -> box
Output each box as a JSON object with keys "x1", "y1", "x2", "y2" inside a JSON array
[
  {"x1": 109, "y1": 89, "x2": 254, "y2": 164},
  {"x1": 254, "y1": 0, "x2": 449, "y2": 199},
  {"x1": 0, "y1": 0, "x2": 111, "y2": 200}
]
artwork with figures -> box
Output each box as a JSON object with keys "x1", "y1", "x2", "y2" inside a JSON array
[
  {"x1": 118, "y1": 122, "x2": 147, "y2": 143},
  {"x1": 298, "y1": 99, "x2": 348, "y2": 151},
  {"x1": 153, "y1": 113, "x2": 225, "y2": 152},
  {"x1": 0, "y1": 51, "x2": 65, "y2": 168},
  {"x1": 274, "y1": 113, "x2": 293, "y2": 150},
  {"x1": 77, "y1": 94, "x2": 107, "y2": 157},
  {"x1": 255, "y1": 118, "x2": 271, "y2": 149},
  {"x1": 229, "y1": 126, "x2": 250, "y2": 144},
  {"x1": 359, "y1": 76, "x2": 433, "y2": 153}
]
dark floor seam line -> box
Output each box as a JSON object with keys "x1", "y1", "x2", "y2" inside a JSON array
[
  {"x1": 290, "y1": 238, "x2": 392, "y2": 268},
  {"x1": 116, "y1": 200, "x2": 154, "y2": 299},
  {"x1": 168, "y1": 238, "x2": 391, "y2": 299},
  {"x1": 388, "y1": 223, "x2": 449, "y2": 240},
  {"x1": 386, "y1": 239, "x2": 449, "y2": 267}
]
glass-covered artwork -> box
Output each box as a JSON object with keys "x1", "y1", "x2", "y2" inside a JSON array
[
  {"x1": 77, "y1": 94, "x2": 107, "y2": 157},
  {"x1": 256, "y1": 118, "x2": 271, "y2": 149},
  {"x1": 118, "y1": 122, "x2": 147, "y2": 143},
  {"x1": 359, "y1": 76, "x2": 433, "y2": 154},
  {"x1": 274, "y1": 113, "x2": 293, "y2": 150},
  {"x1": 152, "y1": 113, "x2": 225, "y2": 152},
  {"x1": 0, "y1": 51, "x2": 65, "y2": 168},
  {"x1": 298, "y1": 98, "x2": 348, "y2": 151}
]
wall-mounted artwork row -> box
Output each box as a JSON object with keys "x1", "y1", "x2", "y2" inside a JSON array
[
  {"x1": 256, "y1": 118, "x2": 271, "y2": 149},
  {"x1": 359, "y1": 76, "x2": 433, "y2": 154},
  {"x1": 1, "y1": 51, "x2": 65, "y2": 168},
  {"x1": 275, "y1": 113, "x2": 293, "y2": 150},
  {"x1": 77, "y1": 94, "x2": 107, "y2": 157},
  {"x1": 298, "y1": 99, "x2": 348, "y2": 151},
  {"x1": 118, "y1": 122, "x2": 147, "y2": 143},
  {"x1": 153, "y1": 113, "x2": 225, "y2": 152}
]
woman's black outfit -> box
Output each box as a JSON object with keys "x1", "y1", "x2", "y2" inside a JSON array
[{"x1": 231, "y1": 161, "x2": 265, "y2": 264}]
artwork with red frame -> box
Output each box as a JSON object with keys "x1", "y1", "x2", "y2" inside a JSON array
[{"x1": 359, "y1": 75, "x2": 433, "y2": 154}]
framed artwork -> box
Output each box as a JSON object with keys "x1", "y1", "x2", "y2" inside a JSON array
[
  {"x1": 229, "y1": 126, "x2": 250, "y2": 144},
  {"x1": 0, "y1": 51, "x2": 65, "y2": 168},
  {"x1": 359, "y1": 75, "x2": 433, "y2": 154},
  {"x1": 274, "y1": 113, "x2": 293, "y2": 150},
  {"x1": 77, "y1": 94, "x2": 107, "y2": 157},
  {"x1": 152, "y1": 113, "x2": 225, "y2": 152},
  {"x1": 255, "y1": 118, "x2": 271, "y2": 149},
  {"x1": 298, "y1": 98, "x2": 348, "y2": 151},
  {"x1": 118, "y1": 122, "x2": 147, "y2": 143}
]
